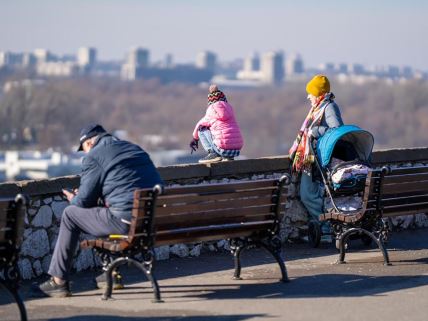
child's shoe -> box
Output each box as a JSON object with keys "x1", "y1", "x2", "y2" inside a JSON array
[{"x1": 199, "y1": 152, "x2": 222, "y2": 164}]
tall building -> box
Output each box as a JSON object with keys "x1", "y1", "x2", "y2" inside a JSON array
[
  {"x1": 121, "y1": 47, "x2": 150, "y2": 81},
  {"x1": 120, "y1": 64, "x2": 143, "y2": 81},
  {"x1": 195, "y1": 51, "x2": 217, "y2": 71},
  {"x1": 33, "y1": 49, "x2": 52, "y2": 64},
  {"x1": 237, "y1": 52, "x2": 263, "y2": 81},
  {"x1": 77, "y1": 47, "x2": 97, "y2": 75},
  {"x1": 0, "y1": 51, "x2": 9, "y2": 67},
  {"x1": 77, "y1": 47, "x2": 97, "y2": 67},
  {"x1": 260, "y1": 51, "x2": 284, "y2": 85},
  {"x1": 348, "y1": 63, "x2": 365, "y2": 75},
  {"x1": 0, "y1": 52, "x2": 24, "y2": 68},
  {"x1": 127, "y1": 47, "x2": 149, "y2": 67},
  {"x1": 285, "y1": 53, "x2": 304, "y2": 76},
  {"x1": 243, "y1": 52, "x2": 260, "y2": 72},
  {"x1": 22, "y1": 53, "x2": 37, "y2": 68},
  {"x1": 164, "y1": 53, "x2": 173, "y2": 68}
]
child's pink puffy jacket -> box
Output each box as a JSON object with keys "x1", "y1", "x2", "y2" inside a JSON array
[{"x1": 192, "y1": 101, "x2": 244, "y2": 150}]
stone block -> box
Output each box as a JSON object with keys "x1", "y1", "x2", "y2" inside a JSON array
[
  {"x1": 21, "y1": 229, "x2": 50, "y2": 258},
  {"x1": 155, "y1": 245, "x2": 170, "y2": 261},
  {"x1": 189, "y1": 244, "x2": 202, "y2": 257},
  {"x1": 170, "y1": 244, "x2": 189, "y2": 258},
  {"x1": 33, "y1": 260, "x2": 44, "y2": 276},
  {"x1": 18, "y1": 258, "x2": 34, "y2": 280},
  {"x1": 74, "y1": 248, "x2": 95, "y2": 272},
  {"x1": 42, "y1": 255, "x2": 52, "y2": 273},
  {"x1": 51, "y1": 201, "x2": 68, "y2": 219},
  {"x1": 32, "y1": 205, "x2": 53, "y2": 228}
]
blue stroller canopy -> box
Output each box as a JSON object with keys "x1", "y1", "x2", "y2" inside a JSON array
[{"x1": 316, "y1": 125, "x2": 374, "y2": 168}]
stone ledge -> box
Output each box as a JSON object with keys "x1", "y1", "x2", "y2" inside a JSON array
[
  {"x1": 372, "y1": 147, "x2": 428, "y2": 164},
  {"x1": 158, "y1": 163, "x2": 210, "y2": 181},
  {"x1": 208, "y1": 156, "x2": 290, "y2": 177},
  {"x1": 1, "y1": 147, "x2": 428, "y2": 197},
  {"x1": 19, "y1": 176, "x2": 80, "y2": 197},
  {"x1": 0, "y1": 182, "x2": 22, "y2": 198}
]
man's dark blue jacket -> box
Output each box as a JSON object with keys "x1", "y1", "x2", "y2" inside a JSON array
[{"x1": 71, "y1": 134, "x2": 163, "y2": 221}]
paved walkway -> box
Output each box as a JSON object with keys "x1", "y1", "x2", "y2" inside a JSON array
[{"x1": 2, "y1": 229, "x2": 428, "y2": 321}]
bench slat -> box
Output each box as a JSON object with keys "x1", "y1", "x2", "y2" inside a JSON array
[
  {"x1": 155, "y1": 196, "x2": 277, "y2": 216},
  {"x1": 382, "y1": 204, "x2": 428, "y2": 217},
  {"x1": 134, "y1": 205, "x2": 287, "y2": 224},
  {"x1": 381, "y1": 181, "x2": 428, "y2": 194},
  {"x1": 382, "y1": 172, "x2": 428, "y2": 185},
  {"x1": 382, "y1": 200, "x2": 428, "y2": 212},
  {"x1": 156, "y1": 215, "x2": 275, "y2": 231},
  {"x1": 155, "y1": 207, "x2": 275, "y2": 226},
  {"x1": 152, "y1": 179, "x2": 279, "y2": 197},
  {"x1": 368, "y1": 193, "x2": 428, "y2": 207},
  {"x1": 387, "y1": 166, "x2": 428, "y2": 175},
  {"x1": 152, "y1": 188, "x2": 277, "y2": 209},
  {"x1": 154, "y1": 220, "x2": 275, "y2": 246}
]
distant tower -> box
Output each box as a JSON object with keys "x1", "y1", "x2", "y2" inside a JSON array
[
  {"x1": 127, "y1": 47, "x2": 149, "y2": 68},
  {"x1": 164, "y1": 53, "x2": 173, "y2": 68},
  {"x1": 77, "y1": 47, "x2": 97, "y2": 68},
  {"x1": 285, "y1": 53, "x2": 304, "y2": 76},
  {"x1": 261, "y1": 51, "x2": 284, "y2": 85},
  {"x1": 33, "y1": 49, "x2": 52, "y2": 64},
  {"x1": 243, "y1": 52, "x2": 260, "y2": 72},
  {"x1": 0, "y1": 52, "x2": 24, "y2": 68},
  {"x1": 195, "y1": 51, "x2": 217, "y2": 71},
  {"x1": 22, "y1": 53, "x2": 37, "y2": 68},
  {"x1": 77, "y1": 47, "x2": 97, "y2": 75},
  {"x1": 348, "y1": 63, "x2": 365, "y2": 75},
  {"x1": 121, "y1": 47, "x2": 149, "y2": 81},
  {"x1": 0, "y1": 52, "x2": 9, "y2": 67}
]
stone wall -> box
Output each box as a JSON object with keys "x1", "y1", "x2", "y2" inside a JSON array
[{"x1": 1, "y1": 147, "x2": 428, "y2": 279}]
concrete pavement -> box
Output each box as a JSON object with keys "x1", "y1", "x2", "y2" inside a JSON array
[{"x1": 1, "y1": 228, "x2": 428, "y2": 321}]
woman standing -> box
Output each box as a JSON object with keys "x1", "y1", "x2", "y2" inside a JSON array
[{"x1": 289, "y1": 75, "x2": 343, "y2": 234}]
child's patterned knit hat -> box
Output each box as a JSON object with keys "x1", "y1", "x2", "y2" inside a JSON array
[{"x1": 208, "y1": 84, "x2": 227, "y2": 105}]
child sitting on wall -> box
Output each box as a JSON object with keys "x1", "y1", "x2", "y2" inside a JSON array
[{"x1": 190, "y1": 84, "x2": 244, "y2": 163}]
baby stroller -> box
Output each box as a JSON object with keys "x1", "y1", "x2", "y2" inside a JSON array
[{"x1": 308, "y1": 125, "x2": 374, "y2": 247}]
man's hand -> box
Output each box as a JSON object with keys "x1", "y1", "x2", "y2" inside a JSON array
[
  {"x1": 189, "y1": 138, "x2": 199, "y2": 153},
  {"x1": 62, "y1": 189, "x2": 76, "y2": 203}
]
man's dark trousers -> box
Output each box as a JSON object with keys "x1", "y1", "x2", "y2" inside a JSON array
[{"x1": 48, "y1": 205, "x2": 129, "y2": 280}]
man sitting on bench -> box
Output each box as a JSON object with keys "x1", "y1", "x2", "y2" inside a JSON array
[{"x1": 32, "y1": 123, "x2": 162, "y2": 297}]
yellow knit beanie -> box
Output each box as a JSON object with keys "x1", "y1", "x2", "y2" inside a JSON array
[{"x1": 306, "y1": 75, "x2": 330, "y2": 97}]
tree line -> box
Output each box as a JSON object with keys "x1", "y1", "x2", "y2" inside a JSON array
[{"x1": 1, "y1": 77, "x2": 427, "y2": 158}]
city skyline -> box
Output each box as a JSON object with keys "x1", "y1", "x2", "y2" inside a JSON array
[{"x1": 1, "y1": 0, "x2": 427, "y2": 70}]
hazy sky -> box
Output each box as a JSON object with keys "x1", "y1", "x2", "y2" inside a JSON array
[{"x1": 1, "y1": 0, "x2": 427, "y2": 70}]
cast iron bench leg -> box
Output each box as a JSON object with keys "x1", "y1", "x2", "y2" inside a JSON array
[
  {"x1": 102, "y1": 257, "x2": 163, "y2": 303},
  {"x1": 337, "y1": 227, "x2": 391, "y2": 265},
  {"x1": 0, "y1": 281, "x2": 27, "y2": 321},
  {"x1": 259, "y1": 240, "x2": 289, "y2": 283}
]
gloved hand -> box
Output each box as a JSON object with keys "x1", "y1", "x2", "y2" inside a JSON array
[{"x1": 189, "y1": 138, "x2": 199, "y2": 153}]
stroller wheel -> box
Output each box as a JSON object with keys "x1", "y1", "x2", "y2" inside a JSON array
[{"x1": 308, "y1": 220, "x2": 321, "y2": 248}]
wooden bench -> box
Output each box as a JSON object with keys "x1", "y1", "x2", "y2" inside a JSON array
[
  {"x1": 319, "y1": 165, "x2": 428, "y2": 265},
  {"x1": 81, "y1": 175, "x2": 291, "y2": 302},
  {"x1": 0, "y1": 194, "x2": 28, "y2": 321}
]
